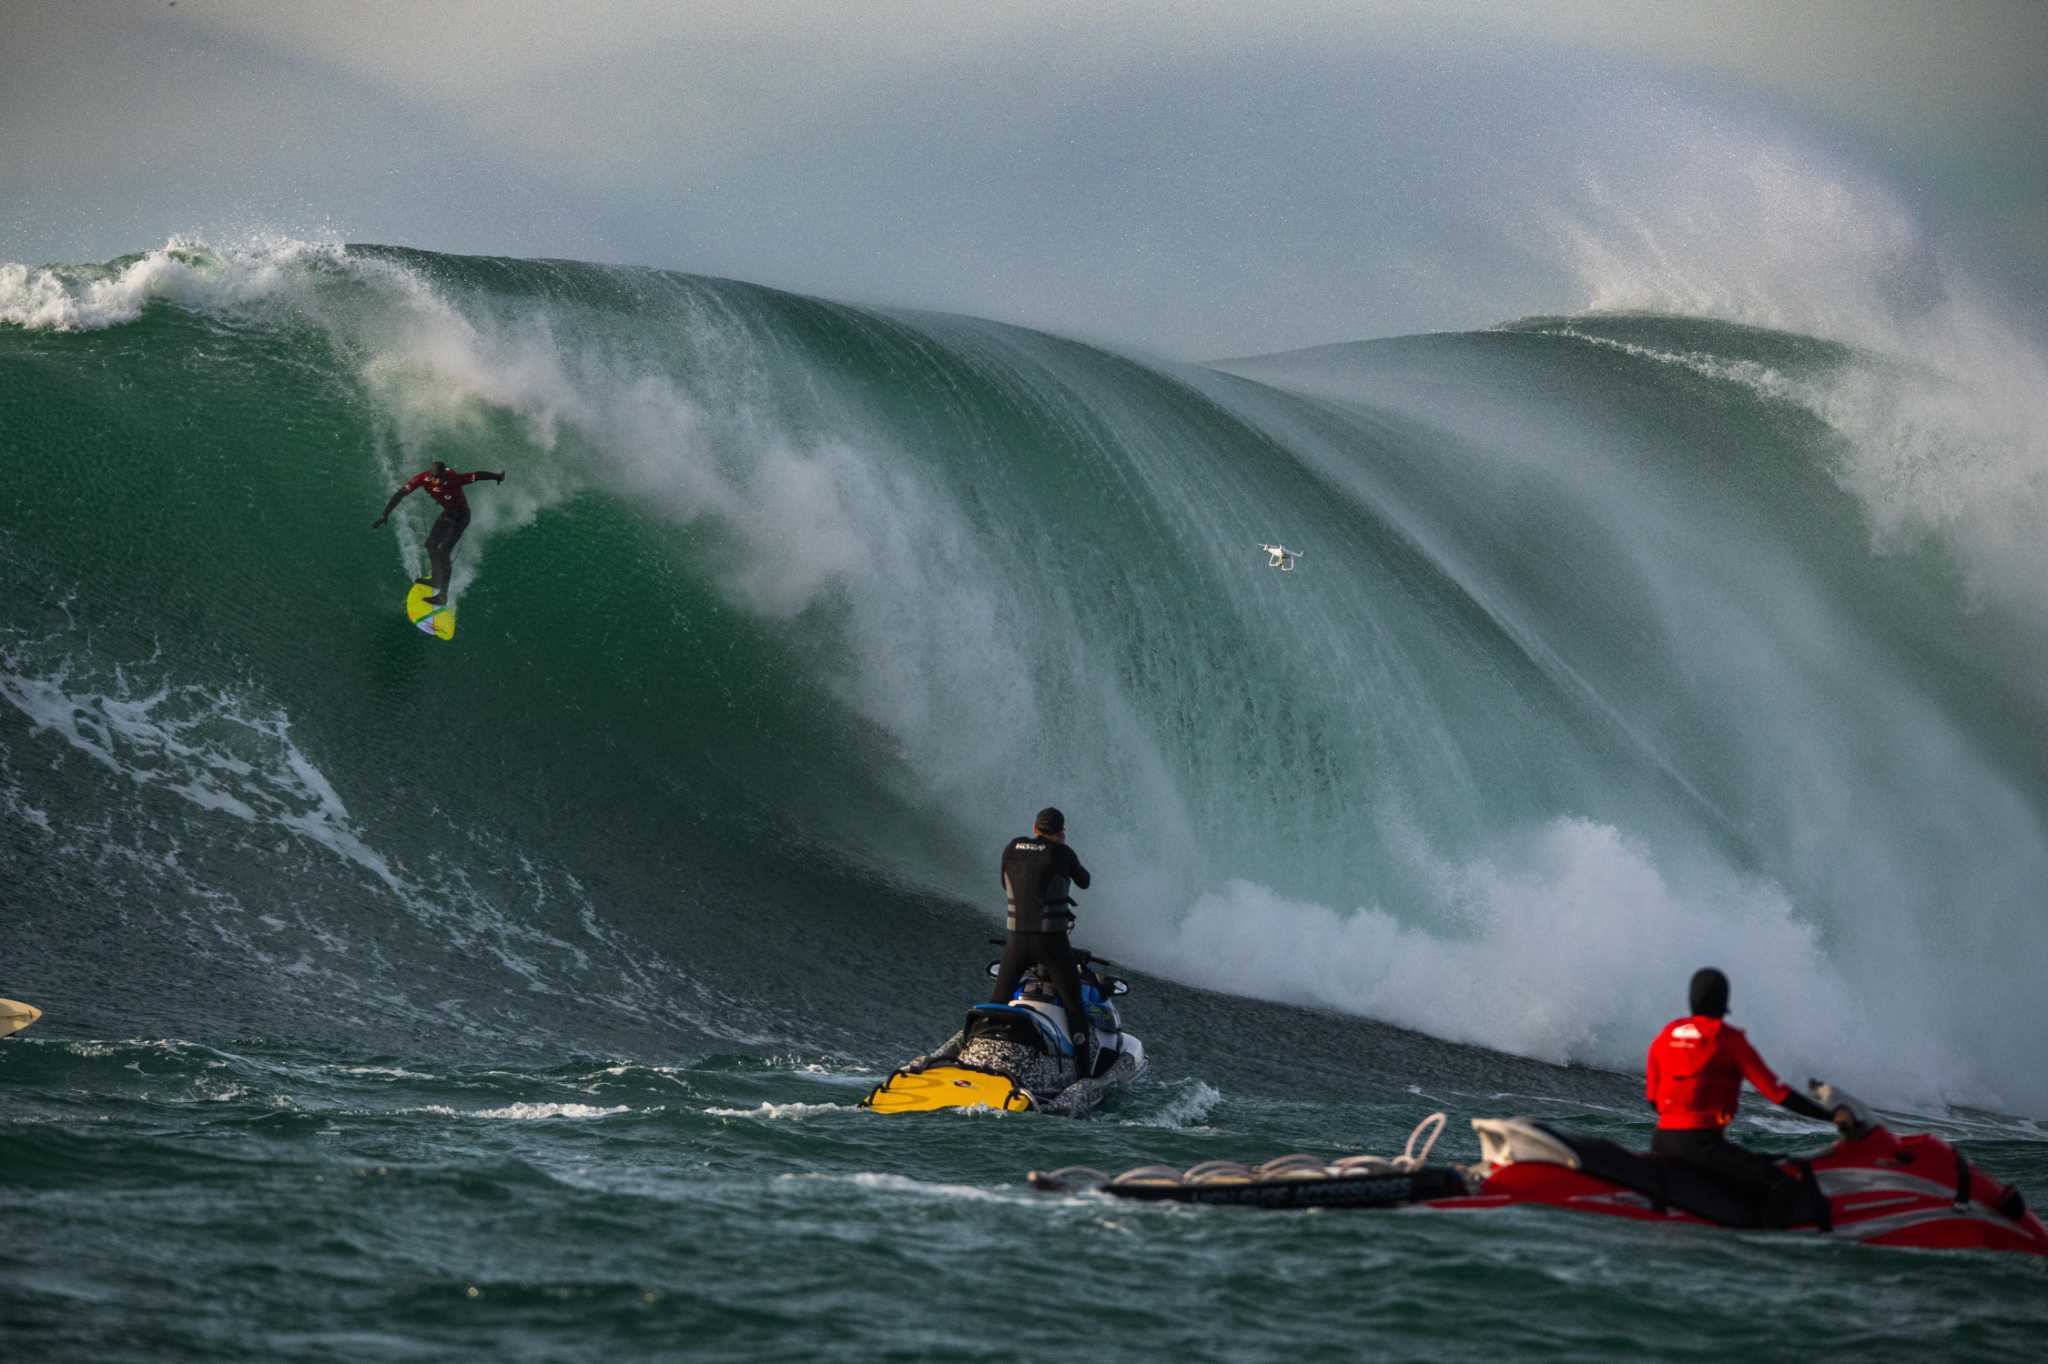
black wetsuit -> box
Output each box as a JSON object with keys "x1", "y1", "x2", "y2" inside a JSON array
[
  {"x1": 423, "y1": 506, "x2": 470, "y2": 596},
  {"x1": 992, "y1": 835, "x2": 1093, "y2": 1077},
  {"x1": 1649, "y1": 1087, "x2": 1834, "y2": 1229},
  {"x1": 1650, "y1": 1128, "x2": 1809, "y2": 1227}
]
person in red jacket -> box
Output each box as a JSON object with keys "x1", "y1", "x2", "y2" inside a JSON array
[
  {"x1": 1647, "y1": 967, "x2": 1841, "y2": 1215},
  {"x1": 373, "y1": 460, "x2": 506, "y2": 605}
]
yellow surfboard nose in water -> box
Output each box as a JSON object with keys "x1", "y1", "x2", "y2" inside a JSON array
[
  {"x1": 405, "y1": 582, "x2": 457, "y2": 641},
  {"x1": 0, "y1": 998, "x2": 42, "y2": 1038},
  {"x1": 860, "y1": 1063, "x2": 1035, "y2": 1114}
]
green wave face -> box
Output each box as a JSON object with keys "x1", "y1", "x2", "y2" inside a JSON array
[{"x1": 3, "y1": 242, "x2": 2043, "y2": 1110}]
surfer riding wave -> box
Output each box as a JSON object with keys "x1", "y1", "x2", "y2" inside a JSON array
[{"x1": 373, "y1": 460, "x2": 505, "y2": 604}]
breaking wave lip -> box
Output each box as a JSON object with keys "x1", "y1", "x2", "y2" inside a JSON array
[
  {"x1": 1532, "y1": 319, "x2": 2048, "y2": 622},
  {"x1": 1543, "y1": 118, "x2": 2048, "y2": 623},
  {"x1": 0, "y1": 236, "x2": 346, "y2": 332}
]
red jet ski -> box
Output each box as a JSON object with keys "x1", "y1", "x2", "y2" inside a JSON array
[
  {"x1": 1435, "y1": 1097, "x2": 2046, "y2": 1255},
  {"x1": 1030, "y1": 1086, "x2": 2048, "y2": 1256}
]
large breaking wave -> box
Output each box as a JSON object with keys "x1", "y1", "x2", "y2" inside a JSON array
[{"x1": 3, "y1": 225, "x2": 2044, "y2": 1113}]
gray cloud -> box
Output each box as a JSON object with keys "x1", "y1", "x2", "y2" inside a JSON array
[{"x1": 5, "y1": 1, "x2": 2042, "y2": 355}]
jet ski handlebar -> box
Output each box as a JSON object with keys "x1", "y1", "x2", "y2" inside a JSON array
[
  {"x1": 1809, "y1": 1078, "x2": 1877, "y2": 1139},
  {"x1": 982, "y1": 945, "x2": 1131, "y2": 996},
  {"x1": 985, "y1": 936, "x2": 1107, "y2": 967}
]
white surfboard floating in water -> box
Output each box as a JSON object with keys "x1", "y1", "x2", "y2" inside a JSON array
[
  {"x1": 1, "y1": 998, "x2": 42, "y2": 1038},
  {"x1": 1259, "y1": 543, "x2": 1304, "y2": 572}
]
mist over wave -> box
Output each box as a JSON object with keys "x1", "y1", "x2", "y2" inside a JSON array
[
  {"x1": 3, "y1": 206, "x2": 2044, "y2": 1114},
  {"x1": 1540, "y1": 111, "x2": 2048, "y2": 626}
]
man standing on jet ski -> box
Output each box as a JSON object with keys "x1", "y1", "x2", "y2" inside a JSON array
[
  {"x1": 993, "y1": 807, "x2": 1094, "y2": 1081},
  {"x1": 1647, "y1": 967, "x2": 1843, "y2": 1219}
]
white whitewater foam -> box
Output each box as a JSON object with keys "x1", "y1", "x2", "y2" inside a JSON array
[
  {"x1": 704, "y1": 1102, "x2": 850, "y2": 1121},
  {"x1": 1124, "y1": 1080, "x2": 1222, "y2": 1130},
  {"x1": 0, "y1": 237, "x2": 342, "y2": 332},
  {"x1": 473, "y1": 1102, "x2": 631, "y2": 1120},
  {"x1": 413, "y1": 1103, "x2": 632, "y2": 1120},
  {"x1": 0, "y1": 594, "x2": 755, "y2": 1048},
  {"x1": 777, "y1": 1172, "x2": 1044, "y2": 1207},
  {"x1": 64, "y1": 1043, "x2": 122, "y2": 1059},
  {"x1": 1143, "y1": 818, "x2": 1968, "y2": 1114},
  {"x1": 0, "y1": 651, "x2": 406, "y2": 898}
]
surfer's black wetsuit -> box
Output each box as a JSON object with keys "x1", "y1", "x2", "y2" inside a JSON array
[
  {"x1": 992, "y1": 834, "x2": 1094, "y2": 1078},
  {"x1": 422, "y1": 505, "x2": 469, "y2": 599}
]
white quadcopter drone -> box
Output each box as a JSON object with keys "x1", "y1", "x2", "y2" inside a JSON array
[{"x1": 1258, "y1": 543, "x2": 1304, "y2": 572}]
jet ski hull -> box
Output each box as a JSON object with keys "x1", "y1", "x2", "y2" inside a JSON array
[
  {"x1": 1030, "y1": 1115, "x2": 2048, "y2": 1256},
  {"x1": 861, "y1": 1034, "x2": 1145, "y2": 1117},
  {"x1": 1428, "y1": 1123, "x2": 2048, "y2": 1255},
  {"x1": 864, "y1": 950, "x2": 1145, "y2": 1117}
]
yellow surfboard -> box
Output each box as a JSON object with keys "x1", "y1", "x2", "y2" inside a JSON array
[
  {"x1": 405, "y1": 582, "x2": 457, "y2": 641},
  {"x1": 0, "y1": 998, "x2": 42, "y2": 1038},
  {"x1": 860, "y1": 1064, "x2": 1035, "y2": 1115}
]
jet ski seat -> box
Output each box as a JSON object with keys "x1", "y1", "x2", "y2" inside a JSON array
[
  {"x1": 1566, "y1": 1133, "x2": 1767, "y2": 1228},
  {"x1": 1476, "y1": 1118, "x2": 1815, "y2": 1229},
  {"x1": 963, "y1": 1004, "x2": 1062, "y2": 1051}
]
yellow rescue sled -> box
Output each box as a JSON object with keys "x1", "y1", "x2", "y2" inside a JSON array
[{"x1": 860, "y1": 1063, "x2": 1035, "y2": 1115}]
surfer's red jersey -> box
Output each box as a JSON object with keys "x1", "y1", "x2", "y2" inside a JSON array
[
  {"x1": 403, "y1": 468, "x2": 487, "y2": 514},
  {"x1": 1646, "y1": 1015, "x2": 1792, "y2": 1129}
]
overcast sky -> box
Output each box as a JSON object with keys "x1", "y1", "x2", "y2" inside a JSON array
[{"x1": 5, "y1": 0, "x2": 2043, "y2": 356}]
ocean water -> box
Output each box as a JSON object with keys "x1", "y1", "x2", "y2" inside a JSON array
[{"x1": 3, "y1": 240, "x2": 2045, "y2": 1360}]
